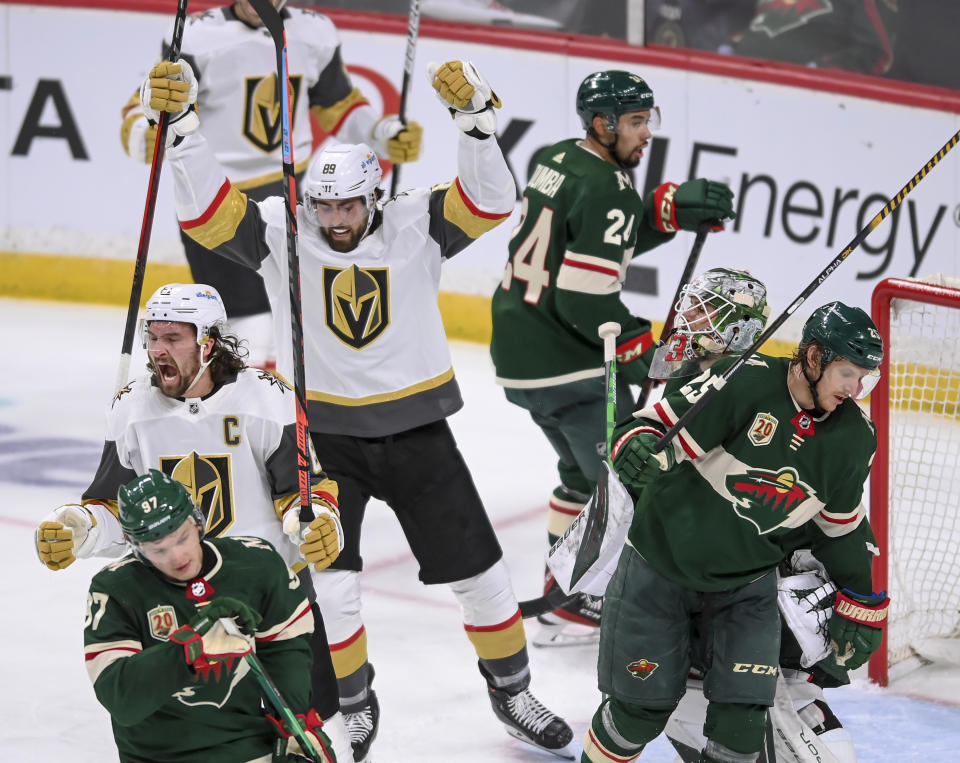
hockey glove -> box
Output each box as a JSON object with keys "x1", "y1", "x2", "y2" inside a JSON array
[
  {"x1": 427, "y1": 60, "x2": 501, "y2": 137},
  {"x1": 283, "y1": 501, "x2": 344, "y2": 572},
  {"x1": 139, "y1": 59, "x2": 199, "y2": 148},
  {"x1": 120, "y1": 92, "x2": 158, "y2": 163},
  {"x1": 268, "y1": 708, "x2": 335, "y2": 763},
  {"x1": 169, "y1": 596, "x2": 262, "y2": 679},
  {"x1": 611, "y1": 426, "x2": 675, "y2": 491},
  {"x1": 615, "y1": 328, "x2": 655, "y2": 385},
  {"x1": 372, "y1": 115, "x2": 423, "y2": 164},
  {"x1": 650, "y1": 178, "x2": 735, "y2": 234},
  {"x1": 828, "y1": 588, "x2": 889, "y2": 671},
  {"x1": 36, "y1": 504, "x2": 100, "y2": 570}
]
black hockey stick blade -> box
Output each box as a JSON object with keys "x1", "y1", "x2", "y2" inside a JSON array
[{"x1": 518, "y1": 579, "x2": 576, "y2": 619}]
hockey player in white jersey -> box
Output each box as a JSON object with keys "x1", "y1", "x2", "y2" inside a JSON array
[
  {"x1": 144, "y1": 58, "x2": 575, "y2": 761},
  {"x1": 34, "y1": 283, "x2": 352, "y2": 762},
  {"x1": 121, "y1": 0, "x2": 423, "y2": 367}
]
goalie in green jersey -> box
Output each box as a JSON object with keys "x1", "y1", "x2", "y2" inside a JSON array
[
  {"x1": 489, "y1": 69, "x2": 737, "y2": 644},
  {"x1": 580, "y1": 300, "x2": 889, "y2": 763},
  {"x1": 83, "y1": 471, "x2": 335, "y2": 763}
]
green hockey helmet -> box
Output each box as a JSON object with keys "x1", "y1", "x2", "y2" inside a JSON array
[
  {"x1": 801, "y1": 302, "x2": 884, "y2": 371},
  {"x1": 118, "y1": 469, "x2": 205, "y2": 547},
  {"x1": 575, "y1": 70, "x2": 660, "y2": 133}
]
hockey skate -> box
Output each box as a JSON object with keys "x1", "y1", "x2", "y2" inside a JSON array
[
  {"x1": 342, "y1": 675, "x2": 379, "y2": 763},
  {"x1": 487, "y1": 683, "x2": 575, "y2": 759},
  {"x1": 533, "y1": 591, "x2": 602, "y2": 647}
]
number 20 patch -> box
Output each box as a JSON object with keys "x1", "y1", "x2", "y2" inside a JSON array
[{"x1": 749, "y1": 413, "x2": 778, "y2": 446}]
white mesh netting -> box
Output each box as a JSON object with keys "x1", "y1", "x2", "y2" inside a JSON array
[{"x1": 884, "y1": 276, "x2": 960, "y2": 669}]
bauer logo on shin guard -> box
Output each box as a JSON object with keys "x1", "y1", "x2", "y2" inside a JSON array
[{"x1": 626, "y1": 658, "x2": 659, "y2": 680}]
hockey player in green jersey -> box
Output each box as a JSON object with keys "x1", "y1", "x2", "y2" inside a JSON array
[
  {"x1": 84, "y1": 470, "x2": 335, "y2": 763},
  {"x1": 489, "y1": 69, "x2": 737, "y2": 642},
  {"x1": 581, "y1": 301, "x2": 890, "y2": 763}
]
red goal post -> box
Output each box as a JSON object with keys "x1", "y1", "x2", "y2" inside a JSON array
[{"x1": 869, "y1": 276, "x2": 960, "y2": 686}]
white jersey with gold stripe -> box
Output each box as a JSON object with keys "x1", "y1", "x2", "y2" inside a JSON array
[
  {"x1": 168, "y1": 129, "x2": 515, "y2": 436},
  {"x1": 160, "y1": 6, "x2": 378, "y2": 188},
  {"x1": 82, "y1": 368, "x2": 323, "y2": 566}
]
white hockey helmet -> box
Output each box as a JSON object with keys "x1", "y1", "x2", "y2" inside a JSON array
[
  {"x1": 303, "y1": 143, "x2": 383, "y2": 227},
  {"x1": 142, "y1": 283, "x2": 227, "y2": 347}
]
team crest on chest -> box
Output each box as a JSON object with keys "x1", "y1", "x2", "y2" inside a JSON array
[
  {"x1": 147, "y1": 604, "x2": 179, "y2": 641},
  {"x1": 160, "y1": 452, "x2": 236, "y2": 537},
  {"x1": 748, "y1": 412, "x2": 778, "y2": 446},
  {"x1": 323, "y1": 265, "x2": 390, "y2": 349},
  {"x1": 725, "y1": 467, "x2": 817, "y2": 533},
  {"x1": 242, "y1": 73, "x2": 302, "y2": 153}
]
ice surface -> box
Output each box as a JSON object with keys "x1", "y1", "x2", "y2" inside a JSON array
[{"x1": 2, "y1": 298, "x2": 958, "y2": 761}]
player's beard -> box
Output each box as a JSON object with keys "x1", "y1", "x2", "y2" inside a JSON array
[
  {"x1": 613, "y1": 139, "x2": 642, "y2": 169},
  {"x1": 320, "y1": 222, "x2": 366, "y2": 253},
  {"x1": 150, "y1": 352, "x2": 202, "y2": 398}
]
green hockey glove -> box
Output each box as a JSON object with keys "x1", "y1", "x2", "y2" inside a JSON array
[
  {"x1": 650, "y1": 179, "x2": 735, "y2": 234},
  {"x1": 268, "y1": 708, "x2": 335, "y2": 763},
  {"x1": 828, "y1": 589, "x2": 889, "y2": 671},
  {"x1": 169, "y1": 596, "x2": 262, "y2": 679},
  {"x1": 611, "y1": 425, "x2": 675, "y2": 490}
]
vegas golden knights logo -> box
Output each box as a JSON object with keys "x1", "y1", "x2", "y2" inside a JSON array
[
  {"x1": 323, "y1": 265, "x2": 390, "y2": 349},
  {"x1": 160, "y1": 452, "x2": 235, "y2": 537},
  {"x1": 243, "y1": 73, "x2": 302, "y2": 153}
]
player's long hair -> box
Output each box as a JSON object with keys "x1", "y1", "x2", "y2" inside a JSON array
[
  {"x1": 790, "y1": 340, "x2": 822, "y2": 374},
  {"x1": 207, "y1": 326, "x2": 248, "y2": 384}
]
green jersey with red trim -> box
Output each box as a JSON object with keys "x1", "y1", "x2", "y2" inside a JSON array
[
  {"x1": 83, "y1": 536, "x2": 313, "y2": 763},
  {"x1": 618, "y1": 354, "x2": 879, "y2": 592},
  {"x1": 490, "y1": 138, "x2": 674, "y2": 388}
]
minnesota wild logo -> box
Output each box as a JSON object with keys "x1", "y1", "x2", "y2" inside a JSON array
[
  {"x1": 626, "y1": 659, "x2": 658, "y2": 680},
  {"x1": 725, "y1": 467, "x2": 817, "y2": 534}
]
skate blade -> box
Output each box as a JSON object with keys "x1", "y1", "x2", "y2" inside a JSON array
[
  {"x1": 503, "y1": 725, "x2": 576, "y2": 760},
  {"x1": 532, "y1": 622, "x2": 600, "y2": 648}
]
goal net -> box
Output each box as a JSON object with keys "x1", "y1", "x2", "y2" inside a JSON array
[{"x1": 869, "y1": 276, "x2": 960, "y2": 686}]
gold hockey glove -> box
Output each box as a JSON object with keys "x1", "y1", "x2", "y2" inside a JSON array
[
  {"x1": 36, "y1": 504, "x2": 99, "y2": 570},
  {"x1": 283, "y1": 501, "x2": 344, "y2": 572},
  {"x1": 372, "y1": 116, "x2": 423, "y2": 164},
  {"x1": 427, "y1": 60, "x2": 501, "y2": 137},
  {"x1": 139, "y1": 59, "x2": 199, "y2": 147}
]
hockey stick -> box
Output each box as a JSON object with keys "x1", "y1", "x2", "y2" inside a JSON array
[
  {"x1": 389, "y1": 0, "x2": 420, "y2": 197},
  {"x1": 114, "y1": 0, "x2": 189, "y2": 391},
  {"x1": 518, "y1": 322, "x2": 621, "y2": 618},
  {"x1": 636, "y1": 220, "x2": 713, "y2": 408},
  {"x1": 250, "y1": 0, "x2": 313, "y2": 515},
  {"x1": 652, "y1": 128, "x2": 960, "y2": 456},
  {"x1": 220, "y1": 620, "x2": 327, "y2": 761}
]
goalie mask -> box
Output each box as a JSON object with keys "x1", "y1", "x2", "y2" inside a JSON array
[
  {"x1": 649, "y1": 268, "x2": 770, "y2": 380},
  {"x1": 142, "y1": 283, "x2": 227, "y2": 348},
  {"x1": 303, "y1": 143, "x2": 383, "y2": 250}
]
